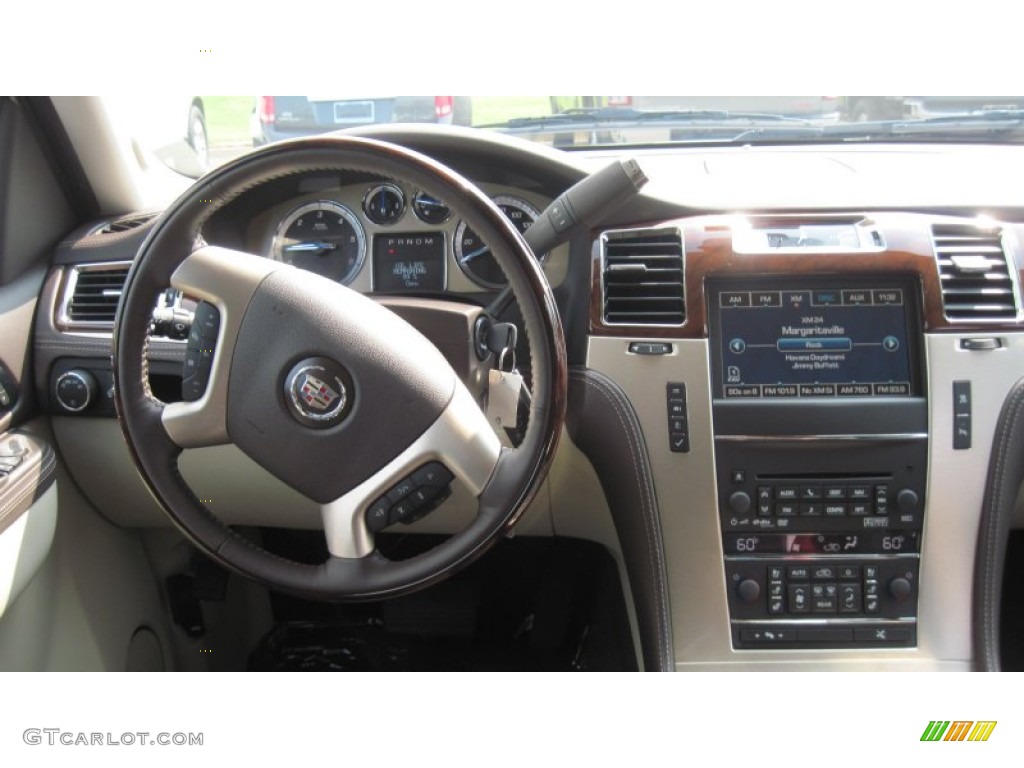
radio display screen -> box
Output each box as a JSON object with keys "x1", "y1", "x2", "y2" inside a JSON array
[
  {"x1": 710, "y1": 279, "x2": 920, "y2": 399},
  {"x1": 373, "y1": 232, "x2": 445, "y2": 292}
]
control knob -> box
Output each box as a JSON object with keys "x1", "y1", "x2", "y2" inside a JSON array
[
  {"x1": 889, "y1": 577, "x2": 913, "y2": 602},
  {"x1": 737, "y1": 579, "x2": 761, "y2": 603},
  {"x1": 897, "y1": 489, "x2": 919, "y2": 511},
  {"x1": 55, "y1": 369, "x2": 97, "y2": 413},
  {"x1": 729, "y1": 491, "x2": 752, "y2": 515}
]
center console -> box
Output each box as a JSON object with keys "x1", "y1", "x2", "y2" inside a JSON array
[{"x1": 708, "y1": 276, "x2": 927, "y2": 649}]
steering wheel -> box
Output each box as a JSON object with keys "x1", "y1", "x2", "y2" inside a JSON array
[{"x1": 113, "y1": 136, "x2": 567, "y2": 601}]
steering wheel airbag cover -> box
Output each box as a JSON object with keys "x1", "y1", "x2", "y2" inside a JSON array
[{"x1": 228, "y1": 268, "x2": 456, "y2": 503}]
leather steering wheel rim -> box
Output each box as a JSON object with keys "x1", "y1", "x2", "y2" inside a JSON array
[{"x1": 113, "y1": 135, "x2": 567, "y2": 601}]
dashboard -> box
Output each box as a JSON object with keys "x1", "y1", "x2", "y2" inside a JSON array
[{"x1": 31, "y1": 126, "x2": 1024, "y2": 672}]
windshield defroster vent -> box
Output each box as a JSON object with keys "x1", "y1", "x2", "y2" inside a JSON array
[
  {"x1": 932, "y1": 224, "x2": 1019, "y2": 320},
  {"x1": 95, "y1": 212, "x2": 158, "y2": 235},
  {"x1": 601, "y1": 228, "x2": 685, "y2": 326},
  {"x1": 59, "y1": 262, "x2": 132, "y2": 329}
]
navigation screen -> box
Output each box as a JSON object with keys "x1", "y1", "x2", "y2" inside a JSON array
[
  {"x1": 713, "y1": 282, "x2": 917, "y2": 399},
  {"x1": 373, "y1": 232, "x2": 445, "y2": 292}
]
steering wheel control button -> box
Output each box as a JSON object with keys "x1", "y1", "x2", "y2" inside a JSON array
[
  {"x1": 386, "y1": 478, "x2": 417, "y2": 504},
  {"x1": 411, "y1": 462, "x2": 454, "y2": 488},
  {"x1": 364, "y1": 462, "x2": 458, "y2": 533},
  {"x1": 365, "y1": 499, "x2": 391, "y2": 533},
  {"x1": 55, "y1": 369, "x2": 97, "y2": 413},
  {"x1": 284, "y1": 357, "x2": 354, "y2": 429},
  {"x1": 183, "y1": 301, "x2": 221, "y2": 402}
]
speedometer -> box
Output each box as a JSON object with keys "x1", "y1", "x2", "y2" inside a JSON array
[
  {"x1": 454, "y1": 196, "x2": 542, "y2": 289},
  {"x1": 272, "y1": 200, "x2": 366, "y2": 284}
]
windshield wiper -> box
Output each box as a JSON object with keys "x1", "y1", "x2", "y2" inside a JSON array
[
  {"x1": 484, "y1": 108, "x2": 1024, "y2": 144},
  {"x1": 480, "y1": 107, "x2": 815, "y2": 131}
]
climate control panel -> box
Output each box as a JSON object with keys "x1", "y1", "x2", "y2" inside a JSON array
[{"x1": 713, "y1": 439, "x2": 927, "y2": 650}]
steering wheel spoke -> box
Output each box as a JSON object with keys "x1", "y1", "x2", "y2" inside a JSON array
[
  {"x1": 321, "y1": 382, "x2": 501, "y2": 558},
  {"x1": 160, "y1": 246, "x2": 283, "y2": 448}
]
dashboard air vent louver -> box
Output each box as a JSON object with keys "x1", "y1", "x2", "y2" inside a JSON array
[
  {"x1": 96, "y1": 212, "x2": 158, "y2": 235},
  {"x1": 64, "y1": 263, "x2": 131, "y2": 326},
  {"x1": 932, "y1": 224, "x2": 1019, "y2": 320},
  {"x1": 602, "y1": 228, "x2": 685, "y2": 325}
]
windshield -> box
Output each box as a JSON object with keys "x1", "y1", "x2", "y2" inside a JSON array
[{"x1": 114, "y1": 95, "x2": 1024, "y2": 181}]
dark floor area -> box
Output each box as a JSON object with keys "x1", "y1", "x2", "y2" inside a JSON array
[
  {"x1": 248, "y1": 533, "x2": 637, "y2": 671},
  {"x1": 1000, "y1": 530, "x2": 1024, "y2": 670}
]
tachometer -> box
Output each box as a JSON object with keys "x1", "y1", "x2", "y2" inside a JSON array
[
  {"x1": 454, "y1": 196, "x2": 542, "y2": 289},
  {"x1": 272, "y1": 201, "x2": 366, "y2": 284}
]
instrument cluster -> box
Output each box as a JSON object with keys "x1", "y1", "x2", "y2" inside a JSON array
[{"x1": 265, "y1": 180, "x2": 552, "y2": 292}]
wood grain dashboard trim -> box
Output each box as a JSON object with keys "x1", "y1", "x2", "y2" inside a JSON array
[{"x1": 590, "y1": 213, "x2": 1024, "y2": 338}]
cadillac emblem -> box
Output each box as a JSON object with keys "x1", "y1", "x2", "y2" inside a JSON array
[
  {"x1": 298, "y1": 373, "x2": 339, "y2": 411},
  {"x1": 284, "y1": 358, "x2": 353, "y2": 428}
]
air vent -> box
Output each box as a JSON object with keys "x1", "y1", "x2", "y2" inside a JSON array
[
  {"x1": 932, "y1": 224, "x2": 1019, "y2": 320},
  {"x1": 95, "y1": 212, "x2": 158, "y2": 235},
  {"x1": 59, "y1": 262, "x2": 131, "y2": 328},
  {"x1": 602, "y1": 228, "x2": 685, "y2": 325}
]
